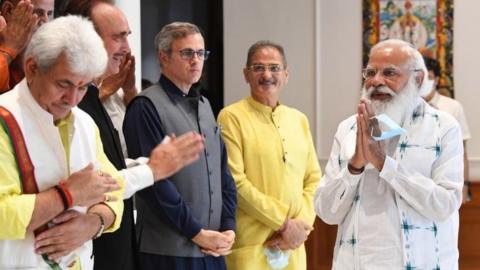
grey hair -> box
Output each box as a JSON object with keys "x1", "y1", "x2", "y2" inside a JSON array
[
  {"x1": 246, "y1": 40, "x2": 287, "y2": 67},
  {"x1": 154, "y1": 22, "x2": 201, "y2": 53},
  {"x1": 24, "y1": 15, "x2": 107, "y2": 78},
  {"x1": 370, "y1": 39, "x2": 428, "y2": 92}
]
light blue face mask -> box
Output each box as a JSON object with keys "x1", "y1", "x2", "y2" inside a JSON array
[
  {"x1": 371, "y1": 114, "x2": 406, "y2": 141},
  {"x1": 264, "y1": 248, "x2": 291, "y2": 269},
  {"x1": 420, "y1": 78, "x2": 435, "y2": 97}
]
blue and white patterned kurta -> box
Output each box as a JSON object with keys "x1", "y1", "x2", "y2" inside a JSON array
[{"x1": 315, "y1": 98, "x2": 463, "y2": 270}]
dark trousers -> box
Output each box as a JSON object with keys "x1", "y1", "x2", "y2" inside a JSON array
[{"x1": 139, "y1": 252, "x2": 227, "y2": 270}]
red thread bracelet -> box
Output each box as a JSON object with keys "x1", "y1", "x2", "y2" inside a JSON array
[{"x1": 59, "y1": 180, "x2": 73, "y2": 208}]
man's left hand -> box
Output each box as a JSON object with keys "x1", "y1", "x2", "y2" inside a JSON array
[{"x1": 34, "y1": 210, "x2": 100, "y2": 260}]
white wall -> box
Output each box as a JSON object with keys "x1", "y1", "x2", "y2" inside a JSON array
[
  {"x1": 224, "y1": 0, "x2": 480, "y2": 180},
  {"x1": 454, "y1": 1, "x2": 480, "y2": 180},
  {"x1": 316, "y1": 0, "x2": 362, "y2": 160}
]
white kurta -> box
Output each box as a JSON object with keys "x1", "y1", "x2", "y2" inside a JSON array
[
  {"x1": 0, "y1": 80, "x2": 124, "y2": 269},
  {"x1": 429, "y1": 91, "x2": 471, "y2": 140},
  {"x1": 315, "y1": 98, "x2": 463, "y2": 270}
]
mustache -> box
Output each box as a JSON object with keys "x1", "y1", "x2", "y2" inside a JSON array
[
  {"x1": 259, "y1": 78, "x2": 277, "y2": 85},
  {"x1": 59, "y1": 103, "x2": 73, "y2": 110},
  {"x1": 365, "y1": 86, "x2": 397, "y2": 98}
]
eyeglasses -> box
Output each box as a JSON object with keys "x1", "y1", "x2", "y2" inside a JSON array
[
  {"x1": 248, "y1": 64, "x2": 284, "y2": 73},
  {"x1": 362, "y1": 67, "x2": 421, "y2": 80},
  {"x1": 174, "y1": 49, "x2": 210, "y2": 60}
]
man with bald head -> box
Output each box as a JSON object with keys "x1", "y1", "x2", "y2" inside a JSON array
[
  {"x1": 315, "y1": 39, "x2": 463, "y2": 269},
  {"x1": 60, "y1": 2, "x2": 205, "y2": 270}
]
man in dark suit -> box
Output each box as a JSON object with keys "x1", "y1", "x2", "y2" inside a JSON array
[{"x1": 123, "y1": 22, "x2": 237, "y2": 270}]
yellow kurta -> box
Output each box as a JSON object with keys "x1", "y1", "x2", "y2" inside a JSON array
[
  {"x1": 0, "y1": 112, "x2": 124, "y2": 269},
  {"x1": 218, "y1": 96, "x2": 321, "y2": 270}
]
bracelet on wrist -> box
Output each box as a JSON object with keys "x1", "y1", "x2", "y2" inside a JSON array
[
  {"x1": 59, "y1": 180, "x2": 73, "y2": 207},
  {"x1": 54, "y1": 185, "x2": 69, "y2": 210},
  {"x1": 348, "y1": 163, "x2": 365, "y2": 174},
  {"x1": 90, "y1": 212, "x2": 105, "y2": 240}
]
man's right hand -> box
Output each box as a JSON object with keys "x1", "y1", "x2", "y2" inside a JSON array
[
  {"x1": 349, "y1": 101, "x2": 369, "y2": 172},
  {"x1": 148, "y1": 132, "x2": 204, "y2": 180},
  {"x1": 0, "y1": 0, "x2": 37, "y2": 57},
  {"x1": 63, "y1": 163, "x2": 120, "y2": 207},
  {"x1": 274, "y1": 219, "x2": 313, "y2": 250}
]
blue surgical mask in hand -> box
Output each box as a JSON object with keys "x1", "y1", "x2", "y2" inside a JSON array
[
  {"x1": 370, "y1": 114, "x2": 406, "y2": 141},
  {"x1": 264, "y1": 248, "x2": 291, "y2": 269}
]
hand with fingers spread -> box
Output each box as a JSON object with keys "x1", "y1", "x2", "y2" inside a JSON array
[
  {"x1": 63, "y1": 163, "x2": 121, "y2": 207},
  {"x1": 148, "y1": 132, "x2": 205, "y2": 180},
  {"x1": 34, "y1": 210, "x2": 103, "y2": 261},
  {"x1": 0, "y1": 0, "x2": 38, "y2": 60},
  {"x1": 98, "y1": 53, "x2": 134, "y2": 101}
]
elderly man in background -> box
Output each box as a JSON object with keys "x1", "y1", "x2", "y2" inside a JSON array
[
  {"x1": 217, "y1": 40, "x2": 321, "y2": 270},
  {"x1": 60, "y1": 2, "x2": 205, "y2": 270},
  {"x1": 315, "y1": 39, "x2": 463, "y2": 269},
  {"x1": 0, "y1": 0, "x2": 53, "y2": 92},
  {"x1": 60, "y1": 0, "x2": 138, "y2": 158},
  {"x1": 123, "y1": 22, "x2": 237, "y2": 270},
  {"x1": 0, "y1": 15, "x2": 123, "y2": 269}
]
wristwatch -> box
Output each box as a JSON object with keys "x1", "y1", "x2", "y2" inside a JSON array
[
  {"x1": 90, "y1": 212, "x2": 105, "y2": 239},
  {"x1": 348, "y1": 163, "x2": 365, "y2": 175}
]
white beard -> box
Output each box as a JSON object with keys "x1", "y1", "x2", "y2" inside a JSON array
[{"x1": 361, "y1": 76, "x2": 419, "y2": 125}]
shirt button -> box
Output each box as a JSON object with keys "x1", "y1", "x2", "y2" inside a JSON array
[
  {"x1": 206, "y1": 152, "x2": 209, "y2": 157},
  {"x1": 210, "y1": 209, "x2": 214, "y2": 214},
  {"x1": 208, "y1": 170, "x2": 212, "y2": 175}
]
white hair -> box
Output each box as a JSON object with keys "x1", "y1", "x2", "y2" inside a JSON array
[{"x1": 24, "y1": 15, "x2": 107, "y2": 78}]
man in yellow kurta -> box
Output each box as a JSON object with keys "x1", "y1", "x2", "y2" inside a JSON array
[{"x1": 218, "y1": 40, "x2": 321, "y2": 270}]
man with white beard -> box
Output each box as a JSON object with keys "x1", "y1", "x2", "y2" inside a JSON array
[{"x1": 314, "y1": 39, "x2": 463, "y2": 270}]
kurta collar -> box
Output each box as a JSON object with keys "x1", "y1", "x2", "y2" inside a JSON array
[
  {"x1": 159, "y1": 74, "x2": 204, "y2": 102},
  {"x1": 19, "y1": 79, "x2": 55, "y2": 124},
  {"x1": 55, "y1": 112, "x2": 74, "y2": 128},
  {"x1": 246, "y1": 96, "x2": 282, "y2": 114}
]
